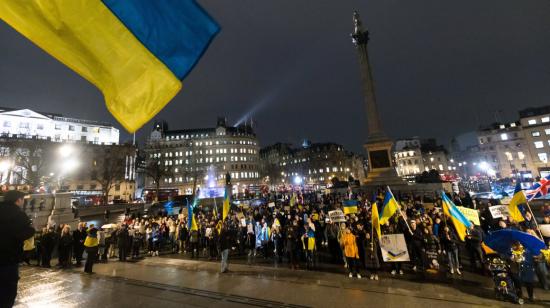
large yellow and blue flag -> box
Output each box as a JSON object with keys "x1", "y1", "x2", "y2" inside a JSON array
[
  {"x1": 188, "y1": 197, "x2": 198, "y2": 231},
  {"x1": 379, "y1": 188, "x2": 399, "y2": 225},
  {"x1": 371, "y1": 202, "x2": 381, "y2": 240},
  {"x1": 441, "y1": 192, "x2": 472, "y2": 241},
  {"x1": 223, "y1": 185, "x2": 230, "y2": 221},
  {"x1": 342, "y1": 200, "x2": 358, "y2": 215},
  {"x1": 508, "y1": 183, "x2": 526, "y2": 223},
  {"x1": 0, "y1": 0, "x2": 219, "y2": 132}
]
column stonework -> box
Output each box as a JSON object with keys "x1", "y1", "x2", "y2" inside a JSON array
[{"x1": 352, "y1": 11, "x2": 403, "y2": 186}]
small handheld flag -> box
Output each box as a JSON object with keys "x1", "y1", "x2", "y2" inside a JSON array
[
  {"x1": 441, "y1": 192, "x2": 472, "y2": 241},
  {"x1": 379, "y1": 188, "x2": 399, "y2": 225},
  {"x1": 343, "y1": 200, "x2": 358, "y2": 215},
  {"x1": 508, "y1": 183, "x2": 526, "y2": 223}
]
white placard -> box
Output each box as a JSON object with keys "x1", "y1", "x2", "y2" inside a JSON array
[
  {"x1": 489, "y1": 205, "x2": 510, "y2": 219},
  {"x1": 379, "y1": 234, "x2": 410, "y2": 262},
  {"x1": 328, "y1": 210, "x2": 346, "y2": 223}
]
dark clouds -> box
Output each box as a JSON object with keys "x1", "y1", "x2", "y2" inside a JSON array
[{"x1": 1, "y1": 0, "x2": 550, "y2": 153}]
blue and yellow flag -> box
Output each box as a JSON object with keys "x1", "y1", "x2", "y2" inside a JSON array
[
  {"x1": 343, "y1": 200, "x2": 358, "y2": 215},
  {"x1": 379, "y1": 188, "x2": 399, "y2": 225},
  {"x1": 188, "y1": 197, "x2": 198, "y2": 231},
  {"x1": 509, "y1": 183, "x2": 526, "y2": 223},
  {"x1": 371, "y1": 202, "x2": 381, "y2": 240},
  {"x1": 290, "y1": 192, "x2": 297, "y2": 207},
  {"x1": 0, "y1": 0, "x2": 219, "y2": 132},
  {"x1": 223, "y1": 186, "x2": 230, "y2": 221},
  {"x1": 441, "y1": 192, "x2": 472, "y2": 241}
]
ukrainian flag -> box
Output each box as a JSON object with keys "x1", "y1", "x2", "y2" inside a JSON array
[
  {"x1": 509, "y1": 183, "x2": 526, "y2": 223},
  {"x1": 343, "y1": 200, "x2": 358, "y2": 215},
  {"x1": 379, "y1": 188, "x2": 399, "y2": 225},
  {"x1": 222, "y1": 185, "x2": 230, "y2": 221},
  {"x1": 188, "y1": 197, "x2": 198, "y2": 231},
  {"x1": 1, "y1": 0, "x2": 219, "y2": 132},
  {"x1": 441, "y1": 192, "x2": 472, "y2": 241},
  {"x1": 290, "y1": 193, "x2": 297, "y2": 207},
  {"x1": 371, "y1": 202, "x2": 381, "y2": 240}
]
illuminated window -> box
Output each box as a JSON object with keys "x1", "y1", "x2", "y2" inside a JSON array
[
  {"x1": 535, "y1": 141, "x2": 544, "y2": 149},
  {"x1": 500, "y1": 133, "x2": 508, "y2": 141},
  {"x1": 543, "y1": 117, "x2": 550, "y2": 123},
  {"x1": 510, "y1": 123, "x2": 516, "y2": 127},
  {"x1": 518, "y1": 152, "x2": 525, "y2": 160},
  {"x1": 532, "y1": 131, "x2": 541, "y2": 137},
  {"x1": 538, "y1": 153, "x2": 548, "y2": 163},
  {"x1": 528, "y1": 119, "x2": 537, "y2": 125},
  {"x1": 504, "y1": 152, "x2": 513, "y2": 161}
]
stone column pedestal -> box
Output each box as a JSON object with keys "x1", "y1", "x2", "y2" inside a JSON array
[{"x1": 48, "y1": 192, "x2": 79, "y2": 229}]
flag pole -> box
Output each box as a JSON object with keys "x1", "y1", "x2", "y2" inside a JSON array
[{"x1": 387, "y1": 186, "x2": 412, "y2": 235}]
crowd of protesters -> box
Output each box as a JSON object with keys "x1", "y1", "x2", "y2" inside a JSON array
[{"x1": 9, "y1": 188, "x2": 550, "y2": 304}]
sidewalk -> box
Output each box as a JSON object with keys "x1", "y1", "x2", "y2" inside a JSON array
[{"x1": 81, "y1": 256, "x2": 550, "y2": 307}]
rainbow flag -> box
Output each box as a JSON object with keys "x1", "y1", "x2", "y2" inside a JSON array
[
  {"x1": 223, "y1": 185, "x2": 230, "y2": 221},
  {"x1": 1, "y1": 0, "x2": 219, "y2": 132},
  {"x1": 441, "y1": 192, "x2": 472, "y2": 241},
  {"x1": 508, "y1": 183, "x2": 526, "y2": 223},
  {"x1": 343, "y1": 200, "x2": 358, "y2": 215},
  {"x1": 379, "y1": 188, "x2": 399, "y2": 225}
]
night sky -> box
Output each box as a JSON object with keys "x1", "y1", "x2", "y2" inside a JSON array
[{"x1": 1, "y1": 0, "x2": 550, "y2": 153}]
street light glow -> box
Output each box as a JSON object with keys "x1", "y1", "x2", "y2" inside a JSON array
[
  {"x1": 62, "y1": 158, "x2": 79, "y2": 172},
  {"x1": 294, "y1": 175, "x2": 302, "y2": 185},
  {"x1": 0, "y1": 160, "x2": 12, "y2": 172},
  {"x1": 58, "y1": 144, "x2": 74, "y2": 158}
]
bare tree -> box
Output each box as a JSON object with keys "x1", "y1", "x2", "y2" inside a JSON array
[
  {"x1": 2, "y1": 139, "x2": 53, "y2": 189},
  {"x1": 92, "y1": 147, "x2": 129, "y2": 204},
  {"x1": 144, "y1": 157, "x2": 173, "y2": 202}
]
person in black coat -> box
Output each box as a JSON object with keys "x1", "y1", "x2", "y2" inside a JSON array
[
  {"x1": 465, "y1": 223, "x2": 484, "y2": 271},
  {"x1": 0, "y1": 190, "x2": 35, "y2": 308},
  {"x1": 72, "y1": 223, "x2": 87, "y2": 266},
  {"x1": 40, "y1": 227, "x2": 56, "y2": 268},
  {"x1": 219, "y1": 221, "x2": 235, "y2": 273},
  {"x1": 117, "y1": 225, "x2": 130, "y2": 262},
  {"x1": 58, "y1": 226, "x2": 73, "y2": 268}
]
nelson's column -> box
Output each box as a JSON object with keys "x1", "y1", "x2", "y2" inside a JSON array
[{"x1": 352, "y1": 11, "x2": 403, "y2": 186}]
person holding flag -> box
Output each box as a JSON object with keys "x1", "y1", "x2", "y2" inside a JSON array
[
  {"x1": 188, "y1": 198, "x2": 199, "y2": 259},
  {"x1": 367, "y1": 202, "x2": 381, "y2": 280}
]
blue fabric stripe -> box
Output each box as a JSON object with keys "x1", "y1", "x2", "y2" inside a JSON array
[
  {"x1": 442, "y1": 194, "x2": 472, "y2": 228},
  {"x1": 102, "y1": 0, "x2": 220, "y2": 80}
]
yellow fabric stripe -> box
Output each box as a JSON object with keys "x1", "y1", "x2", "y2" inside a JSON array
[{"x1": 0, "y1": 0, "x2": 182, "y2": 132}]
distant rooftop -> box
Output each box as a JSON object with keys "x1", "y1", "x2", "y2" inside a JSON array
[
  {"x1": 0, "y1": 106, "x2": 115, "y2": 127},
  {"x1": 519, "y1": 106, "x2": 550, "y2": 118}
]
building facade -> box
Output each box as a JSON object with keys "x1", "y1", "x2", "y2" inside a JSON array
[
  {"x1": 143, "y1": 118, "x2": 260, "y2": 197},
  {"x1": 476, "y1": 122, "x2": 535, "y2": 179},
  {"x1": 520, "y1": 106, "x2": 550, "y2": 177},
  {"x1": 0, "y1": 136, "x2": 136, "y2": 204},
  {"x1": 259, "y1": 141, "x2": 367, "y2": 188},
  {"x1": 0, "y1": 107, "x2": 119, "y2": 145},
  {"x1": 394, "y1": 138, "x2": 456, "y2": 180}
]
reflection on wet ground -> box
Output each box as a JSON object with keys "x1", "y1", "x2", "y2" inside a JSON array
[{"x1": 15, "y1": 258, "x2": 550, "y2": 308}]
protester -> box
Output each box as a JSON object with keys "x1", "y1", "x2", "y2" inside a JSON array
[
  {"x1": 0, "y1": 191, "x2": 35, "y2": 308},
  {"x1": 58, "y1": 225, "x2": 73, "y2": 268},
  {"x1": 341, "y1": 226, "x2": 361, "y2": 279},
  {"x1": 83, "y1": 224, "x2": 99, "y2": 274}
]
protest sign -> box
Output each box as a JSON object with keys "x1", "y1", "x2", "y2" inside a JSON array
[
  {"x1": 379, "y1": 234, "x2": 410, "y2": 262},
  {"x1": 328, "y1": 210, "x2": 346, "y2": 223},
  {"x1": 456, "y1": 206, "x2": 480, "y2": 225},
  {"x1": 489, "y1": 205, "x2": 510, "y2": 219}
]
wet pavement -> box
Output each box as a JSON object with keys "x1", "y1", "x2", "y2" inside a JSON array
[{"x1": 15, "y1": 256, "x2": 550, "y2": 308}]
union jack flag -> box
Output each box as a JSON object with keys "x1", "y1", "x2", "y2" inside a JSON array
[{"x1": 525, "y1": 175, "x2": 550, "y2": 201}]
